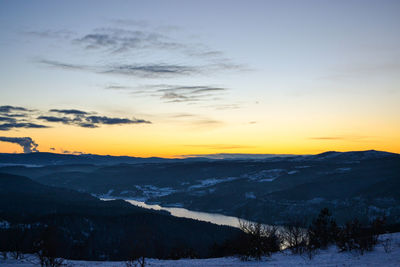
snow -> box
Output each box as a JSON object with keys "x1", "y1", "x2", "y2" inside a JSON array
[
  {"x1": 0, "y1": 163, "x2": 42, "y2": 167},
  {"x1": 245, "y1": 169, "x2": 287, "y2": 182},
  {"x1": 336, "y1": 167, "x2": 352, "y2": 172},
  {"x1": 135, "y1": 185, "x2": 177, "y2": 198},
  {"x1": 0, "y1": 220, "x2": 10, "y2": 229},
  {"x1": 307, "y1": 197, "x2": 325, "y2": 204},
  {"x1": 3, "y1": 233, "x2": 400, "y2": 266},
  {"x1": 295, "y1": 165, "x2": 311, "y2": 169},
  {"x1": 189, "y1": 177, "x2": 238, "y2": 190},
  {"x1": 259, "y1": 178, "x2": 276, "y2": 182},
  {"x1": 245, "y1": 192, "x2": 256, "y2": 199}
]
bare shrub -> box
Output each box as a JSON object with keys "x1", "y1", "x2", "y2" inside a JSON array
[
  {"x1": 34, "y1": 226, "x2": 64, "y2": 267},
  {"x1": 125, "y1": 256, "x2": 146, "y2": 267},
  {"x1": 382, "y1": 237, "x2": 392, "y2": 253},
  {"x1": 282, "y1": 218, "x2": 308, "y2": 254},
  {"x1": 336, "y1": 217, "x2": 384, "y2": 255},
  {"x1": 237, "y1": 219, "x2": 281, "y2": 261}
]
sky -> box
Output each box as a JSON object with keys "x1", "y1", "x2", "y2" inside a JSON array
[{"x1": 0, "y1": 0, "x2": 399, "y2": 157}]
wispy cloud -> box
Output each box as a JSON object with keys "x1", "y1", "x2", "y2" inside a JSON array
[
  {"x1": 34, "y1": 21, "x2": 246, "y2": 79},
  {"x1": 123, "y1": 84, "x2": 229, "y2": 103},
  {"x1": 308, "y1": 135, "x2": 372, "y2": 141},
  {"x1": 0, "y1": 122, "x2": 49, "y2": 131},
  {"x1": 309, "y1": 137, "x2": 345, "y2": 140},
  {"x1": 103, "y1": 64, "x2": 197, "y2": 78},
  {"x1": 23, "y1": 29, "x2": 74, "y2": 39},
  {"x1": 38, "y1": 59, "x2": 91, "y2": 71},
  {"x1": 49, "y1": 109, "x2": 89, "y2": 115},
  {"x1": 39, "y1": 58, "x2": 244, "y2": 79},
  {"x1": 38, "y1": 59, "x2": 201, "y2": 78},
  {"x1": 73, "y1": 28, "x2": 185, "y2": 54},
  {"x1": 183, "y1": 144, "x2": 255, "y2": 150},
  {"x1": 189, "y1": 119, "x2": 224, "y2": 129}
]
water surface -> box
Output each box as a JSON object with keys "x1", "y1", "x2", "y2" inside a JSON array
[{"x1": 102, "y1": 198, "x2": 243, "y2": 228}]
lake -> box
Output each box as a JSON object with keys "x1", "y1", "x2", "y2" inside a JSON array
[{"x1": 101, "y1": 198, "x2": 244, "y2": 228}]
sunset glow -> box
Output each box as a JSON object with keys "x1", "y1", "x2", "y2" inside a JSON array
[{"x1": 1, "y1": 0, "x2": 399, "y2": 156}]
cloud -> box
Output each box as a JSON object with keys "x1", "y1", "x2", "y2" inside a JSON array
[
  {"x1": 103, "y1": 64, "x2": 196, "y2": 78},
  {"x1": 183, "y1": 144, "x2": 255, "y2": 150},
  {"x1": 24, "y1": 29, "x2": 73, "y2": 39},
  {"x1": 128, "y1": 84, "x2": 229, "y2": 103},
  {"x1": 73, "y1": 28, "x2": 184, "y2": 54},
  {"x1": 189, "y1": 119, "x2": 224, "y2": 129},
  {"x1": 0, "y1": 106, "x2": 49, "y2": 131},
  {"x1": 39, "y1": 59, "x2": 200, "y2": 78},
  {"x1": 309, "y1": 137, "x2": 345, "y2": 140},
  {"x1": 0, "y1": 136, "x2": 39, "y2": 153},
  {"x1": 169, "y1": 113, "x2": 197, "y2": 118},
  {"x1": 35, "y1": 23, "x2": 247, "y2": 79},
  {"x1": 72, "y1": 27, "x2": 231, "y2": 59},
  {"x1": 37, "y1": 110, "x2": 151, "y2": 128},
  {"x1": 49, "y1": 109, "x2": 89, "y2": 115},
  {"x1": 0, "y1": 104, "x2": 151, "y2": 131},
  {"x1": 85, "y1": 116, "x2": 151, "y2": 125},
  {"x1": 208, "y1": 104, "x2": 241, "y2": 110},
  {"x1": 105, "y1": 85, "x2": 133, "y2": 90},
  {"x1": 0, "y1": 105, "x2": 29, "y2": 113},
  {"x1": 0, "y1": 116, "x2": 17, "y2": 123},
  {"x1": 0, "y1": 122, "x2": 49, "y2": 131},
  {"x1": 37, "y1": 116, "x2": 72, "y2": 123},
  {"x1": 308, "y1": 136, "x2": 371, "y2": 141},
  {"x1": 38, "y1": 59, "x2": 90, "y2": 71}
]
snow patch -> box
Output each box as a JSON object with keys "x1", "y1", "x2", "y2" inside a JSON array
[
  {"x1": 189, "y1": 177, "x2": 238, "y2": 190},
  {"x1": 245, "y1": 192, "x2": 256, "y2": 199},
  {"x1": 336, "y1": 167, "x2": 352, "y2": 172},
  {"x1": 0, "y1": 220, "x2": 10, "y2": 229},
  {"x1": 135, "y1": 185, "x2": 177, "y2": 198},
  {"x1": 245, "y1": 169, "x2": 287, "y2": 182},
  {"x1": 295, "y1": 165, "x2": 311, "y2": 169}
]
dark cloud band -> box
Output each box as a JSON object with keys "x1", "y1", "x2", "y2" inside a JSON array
[{"x1": 0, "y1": 105, "x2": 151, "y2": 131}]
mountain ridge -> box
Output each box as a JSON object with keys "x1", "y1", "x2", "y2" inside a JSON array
[{"x1": 0, "y1": 149, "x2": 397, "y2": 166}]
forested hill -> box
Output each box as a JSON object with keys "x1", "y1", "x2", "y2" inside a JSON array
[{"x1": 0, "y1": 172, "x2": 240, "y2": 260}]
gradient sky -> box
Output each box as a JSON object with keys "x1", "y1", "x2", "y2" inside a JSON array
[{"x1": 0, "y1": 0, "x2": 399, "y2": 157}]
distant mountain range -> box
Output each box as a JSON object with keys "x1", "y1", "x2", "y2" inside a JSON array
[
  {"x1": 0, "y1": 149, "x2": 396, "y2": 166},
  {"x1": 0, "y1": 152, "x2": 208, "y2": 166},
  {"x1": 1, "y1": 150, "x2": 399, "y2": 226}
]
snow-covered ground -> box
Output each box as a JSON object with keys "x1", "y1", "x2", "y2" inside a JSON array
[{"x1": 1, "y1": 233, "x2": 399, "y2": 266}]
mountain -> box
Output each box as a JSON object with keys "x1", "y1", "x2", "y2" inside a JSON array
[
  {"x1": 0, "y1": 172, "x2": 240, "y2": 260},
  {"x1": 1, "y1": 150, "x2": 399, "y2": 226},
  {"x1": 309, "y1": 150, "x2": 396, "y2": 161},
  {"x1": 0, "y1": 152, "x2": 210, "y2": 166}
]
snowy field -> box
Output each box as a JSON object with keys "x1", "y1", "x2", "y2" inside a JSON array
[{"x1": 1, "y1": 233, "x2": 399, "y2": 266}]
